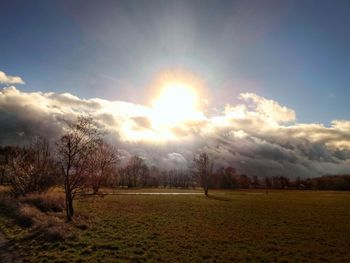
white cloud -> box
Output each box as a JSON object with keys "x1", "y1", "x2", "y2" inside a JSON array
[
  {"x1": 0, "y1": 71, "x2": 25, "y2": 85},
  {"x1": 162, "y1": 153, "x2": 188, "y2": 169},
  {"x1": 239, "y1": 93, "x2": 296, "y2": 123},
  {"x1": 332, "y1": 120, "x2": 350, "y2": 132},
  {"x1": 0, "y1": 86, "x2": 349, "y2": 177}
]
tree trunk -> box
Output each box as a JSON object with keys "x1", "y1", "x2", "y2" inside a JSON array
[
  {"x1": 65, "y1": 192, "x2": 74, "y2": 221},
  {"x1": 65, "y1": 182, "x2": 74, "y2": 221},
  {"x1": 0, "y1": 170, "x2": 4, "y2": 185},
  {"x1": 65, "y1": 191, "x2": 71, "y2": 221},
  {"x1": 65, "y1": 199, "x2": 71, "y2": 221},
  {"x1": 68, "y1": 197, "x2": 74, "y2": 217},
  {"x1": 204, "y1": 185, "x2": 208, "y2": 196}
]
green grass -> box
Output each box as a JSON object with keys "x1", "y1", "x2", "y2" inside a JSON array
[{"x1": 1, "y1": 189, "x2": 350, "y2": 262}]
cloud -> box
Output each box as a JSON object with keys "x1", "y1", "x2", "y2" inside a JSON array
[
  {"x1": 0, "y1": 86, "x2": 349, "y2": 177},
  {"x1": 0, "y1": 71, "x2": 25, "y2": 85},
  {"x1": 162, "y1": 153, "x2": 188, "y2": 169},
  {"x1": 239, "y1": 93, "x2": 296, "y2": 123},
  {"x1": 132, "y1": 116, "x2": 152, "y2": 130}
]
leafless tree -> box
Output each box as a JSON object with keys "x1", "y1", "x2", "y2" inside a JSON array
[
  {"x1": 264, "y1": 176, "x2": 272, "y2": 194},
  {"x1": 0, "y1": 146, "x2": 19, "y2": 185},
  {"x1": 193, "y1": 152, "x2": 213, "y2": 196},
  {"x1": 6, "y1": 137, "x2": 57, "y2": 196},
  {"x1": 148, "y1": 166, "x2": 161, "y2": 188},
  {"x1": 238, "y1": 174, "x2": 251, "y2": 189},
  {"x1": 86, "y1": 140, "x2": 120, "y2": 194},
  {"x1": 124, "y1": 156, "x2": 148, "y2": 188},
  {"x1": 212, "y1": 166, "x2": 237, "y2": 189},
  {"x1": 56, "y1": 116, "x2": 101, "y2": 221}
]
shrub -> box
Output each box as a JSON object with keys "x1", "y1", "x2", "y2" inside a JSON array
[
  {"x1": 0, "y1": 196, "x2": 19, "y2": 216},
  {"x1": 0, "y1": 194, "x2": 64, "y2": 229},
  {"x1": 15, "y1": 205, "x2": 39, "y2": 228},
  {"x1": 0, "y1": 193, "x2": 76, "y2": 242},
  {"x1": 31, "y1": 220, "x2": 76, "y2": 242},
  {"x1": 20, "y1": 194, "x2": 64, "y2": 213},
  {"x1": 6, "y1": 137, "x2": 58, "y2": 196}
]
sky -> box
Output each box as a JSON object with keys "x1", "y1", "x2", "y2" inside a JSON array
[
  {"x1": 0, "y1": 0, "x2": 350, "y2": 177},
  {"x1": 1, "y1": 0, "x2": 349, "y2": 124}
]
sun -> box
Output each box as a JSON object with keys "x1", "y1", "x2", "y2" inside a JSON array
[{"x1": 151, "y1": 82, "x2": 200, "y2": 126}]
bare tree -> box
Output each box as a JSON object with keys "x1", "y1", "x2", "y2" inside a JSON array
[
  {"x1": 252, "y1": 176, "x2": 260, "y2": 189},
  {"x1": 6, "y1": 137, "x2": 57, "y2": 196},
  {"x1": 56, "y1": 116, "x2": 101, "y2": 221},
  {"x1": 193, "y1": 152, "x2": 213, "y2": 196},
  {"x1": 87, "y1": 140, "x2": 120, "y2": 194},
  {"x1": 264, "y1": 176, "x2": 272, "y2": 194},
  {"x1": 0, "y1": 146, "x2": 19, "y2": 185},
  {"x1": 149, "y1": 166, "x2": 161, "y2": 188},
  {"x1": 238, "y1": 174, "x2": 251, "y2": 189},
  {"x1": 124, "y1": 156, "x2": 148, "y2": 188}
]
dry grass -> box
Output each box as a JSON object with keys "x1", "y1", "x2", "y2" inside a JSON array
[
  {"x1": 0, "y1": 191, "x2": 75, "y2": 245},
  {"x1": 19, "y1": 193, "x2": 65, "y2": 212},
  {"x1": 1, "y1": 188, "x2": 350, "y2": 262}
]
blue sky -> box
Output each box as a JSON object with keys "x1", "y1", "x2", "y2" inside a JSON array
[{"x1": 0, "y1": 0, "x2": 349, "y2": 124}]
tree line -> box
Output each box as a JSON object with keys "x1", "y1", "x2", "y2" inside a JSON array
[{"x1": 0, "y1": 116, "x2": 349, "y2": 221}]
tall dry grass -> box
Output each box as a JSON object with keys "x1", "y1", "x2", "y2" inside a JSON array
[{"x1": 0, "y1": 191, "x2": 77, "y2": 241}]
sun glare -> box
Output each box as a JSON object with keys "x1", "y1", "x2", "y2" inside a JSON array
[{"x1": 152, "y1": 82, "x2": 200, "y2": 126}]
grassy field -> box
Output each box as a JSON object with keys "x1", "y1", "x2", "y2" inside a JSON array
[{"x1": 1, "y1": 188, "x2": 350, "y2": 262}]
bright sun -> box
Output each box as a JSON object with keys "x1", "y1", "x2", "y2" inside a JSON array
[{"x1": 152, "y1": 82, "x2": 200, "y2": 126}]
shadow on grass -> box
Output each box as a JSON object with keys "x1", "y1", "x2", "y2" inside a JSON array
[{"x1": 206, "y1": 194, "x2": 231, "y2": 202}]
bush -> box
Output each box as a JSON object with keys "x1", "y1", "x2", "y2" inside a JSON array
[
  {"x1": 30, "y1": 219, "x2": 76, "y2": 242},
  {"x1": 0, "y1": 196, "x2": 19, "y2": 216},
  {"x1": 20, "y1": 194, "x2": 64, "y2": 213},
  {"x1": 0, "y1": 193, "x2": 77, "y2": 242},
  {"x1": 15, "y1": 205, "x2": 38, "y2": 227},
  {"x1": 0, "y1": 193, "x2": 64, "y2": 229},
  {"x1": 0, "y1": 198, "x2": 38, "y2": 228},
  {"x1": 6, "y1": 137, "x2": 58, "y2": 196}
]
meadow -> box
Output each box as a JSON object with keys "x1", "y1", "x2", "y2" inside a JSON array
[{"x1": 1, "y1": 188, "x2": 350, "y2": 262}]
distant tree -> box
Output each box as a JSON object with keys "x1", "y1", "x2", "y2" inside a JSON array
[
  {"x1": 116, "y1": 167, "x2": 124, "y2": 187},
  {"x1": 139, "y1": 163, "x2": 150, "y2": 187},
  {"x1": 212, "y1": 166, "x2": 237, "y2": 189},
  {"x1": 56, "y1": 116, "x2": 101, "y2": 221},
  {"x1": 6, "y1": 137, "x2": 57, "y2": 196},
  {"x1": 251, "y1": 176, "x2": 260, "y2": 189},
  {"x1": 87, "y1": 140, "x2": 120, "y2": 194},
  {"x1": 295, "y1": 176, "x2": 301, "y2": 189},
  {"x1": 193, "y1": 153, "x2": 213, "y2": 196},
  {"x1": 223, "y1": 166, "x2": 238, "y2": 189},
  {"x1": 238, "y1": 174, "x2": 251, "y2": 189},
  {"x1": 160, "y1": 170, "x2": 169, "y2": 188},
  {"x1": 149, "y1": 166, "x2": 161, "y2": 187},
  {"x1": 280, "y1": 176, "x2": 290, "y2": 189},
  {"x1": 124, "y1": 156, "x2": 148, "y2": 188},
  {"x1": 272, "y1": 176, "x2": 283, "y2": 189},
  {"x1": 264, "y1": 177, "x2": 272, "y2": 194},
  {"x1": 310, "y1": 175, "x2": 350, "y2": 190},
  {"x1": 167, "y1": 170, "x2": 175, "y2": 188},
  {"x1": 302, "y1": 178, "x2": 312, "y2": 189},
  {"x1": 179, "y1": 169, "x2": 193, "y2": 188},
  {"x1": 210, "y1": 168, "x2": 222, "y2": 188}
]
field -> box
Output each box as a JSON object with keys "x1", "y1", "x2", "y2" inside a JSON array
[{"x1": 1, "y1": 188, "x2": 350, "y2": 262}]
